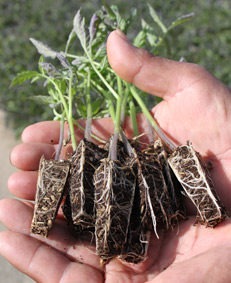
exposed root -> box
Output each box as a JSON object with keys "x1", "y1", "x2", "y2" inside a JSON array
[
  {"x1": 31, "y1": 156, "x2": 70, "y2": 237},
  {"x1": 168, "y1": 141, "x2": 226, "y2": 228}
]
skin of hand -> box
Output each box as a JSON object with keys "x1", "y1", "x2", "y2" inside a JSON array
[{"x1": 0, "y1": 30, "x2": 231, "y2": 283}]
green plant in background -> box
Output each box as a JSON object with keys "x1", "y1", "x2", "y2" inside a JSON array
[{"x1": 1, "y1": 0, "x2": 231, "y2": 136}]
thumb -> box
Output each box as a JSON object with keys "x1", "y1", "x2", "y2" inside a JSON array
[{"x1": 107, "y1": 30, "x2": 206, "y2": 100}]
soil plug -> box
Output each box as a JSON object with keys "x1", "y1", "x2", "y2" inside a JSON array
[
  {"x1": 94, "y1": 138, "x2": 136, "y2": 264},
  {"x1": 119, "y1": 139, "x2": 151, "y2": 264},
  {"x1": 63, "y1": 139, "x2": 107, "y2": 232},
  {"x1": 154, "y1": 139, "x2": 186, "y2": 225},
  {"x1": 168, "y1": 141, "x2": 226, "y2": 227},
  {"x1": 31, "y1": 156, "x2": 70, "y2": 237}
]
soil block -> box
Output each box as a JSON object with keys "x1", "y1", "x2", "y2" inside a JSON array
[
  {"x1": 142, "y1": 144, "x2": 174, "y2": 231},
  {"x1": 168, "y1": 141, "x2": 226, "y2": 228},
  {"x1": 119, "y1": 149, "x2": 151, "y2": 264},
  {"x1": 154, "y1": 139, "x2": 186, "y2": 225},
  {"x1": 31, "y1": 156, "x2": 70, "y2": 237},
  {"x1": 94, "y1": 141, "x2": 136, "y2": 264},
  {"x1": 64, "y1": 139, "x2": 107, "y2": 232}
]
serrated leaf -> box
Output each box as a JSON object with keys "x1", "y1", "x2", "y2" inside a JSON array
[
  {"x1": 73, "y1": 10, "x2": 87, "y2": 49},
  {"x1": 72, "y1": 56, "x2": 88, "y2": 66},
  {"x1": 54, "y1": 79, "x2": 67, "y2": 94},
  {"x1": 133, "y1": 30, "x2": 146, "y2": 48},
  {"x1": 102, "y1": 1, "x2": 116, "y2": 20},
  {"x1": 89, "y1": 13, "x2": 99, "y2": 44},
  {"x1": 148, "y1": 4, "x2": 167, "y2": 33},
  {"x1": 39, "y1": 62, "x2": 60, "y2": 77},
  {"x1": 30, "y1": 38, "x2": 57, "y2": 59},
  {"x1": 169, "y1": 13, "x2": 195, "y2": 31},
  {"x1": 94, "y1": 43, "x2": 106, "y2": 60},
  {"x1": 56, "y1": 53, "x2": 71, "y2": 69},
  {"x1": 30, "y1": 95, "x2": 55, "y2": 105},
  {"x1": 10, "y1": 71, "x2": 40, "y2": 88}
]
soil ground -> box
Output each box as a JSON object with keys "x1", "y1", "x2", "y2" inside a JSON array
[{"x1": 0, "y1": 111, "x2": 34, "y2": 282}]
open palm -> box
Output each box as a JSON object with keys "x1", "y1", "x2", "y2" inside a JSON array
[{"x1": 1, "y1": 30, "x2": 231, "y2": 282}]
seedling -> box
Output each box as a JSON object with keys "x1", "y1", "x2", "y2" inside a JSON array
[{"x1": 11, "y1": 3, "x2": 226, "y2": 265}]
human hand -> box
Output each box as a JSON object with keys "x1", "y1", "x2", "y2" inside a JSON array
[{"x1": 1, "y1": 30, "x2": 231, "y2": 282}]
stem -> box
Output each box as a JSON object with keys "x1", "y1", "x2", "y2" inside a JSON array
[
  {"x1": 81, "y1": 46, "x2": 119, "y2": 100},
  {"x1": 72, "y1": 120, "x2": 106, "y2": 144},
  {"x1": 129, "y1": 96, "x2": 139, "y2": 137},
  {"x1": 44, "y1": 74, "x2": 77, "y2": 151},
  {"x1": 85, "y1": 68, "x2": 92, "y2": 141},
  {"x1": 110, "y1": 81, "x2": 123, "y2": 161},
  {"x1": 90, "y1": 80, "x2": 115, "y2": 121},
  {"x1": 67, "y1": 72, "x2": 77, "y2": 151},
  {"x1": 130, "y1": 86, "x2": 176, "y2": 150},
  {"x1": 55, "y1": 116, "x2": 64, "y2": 161}
]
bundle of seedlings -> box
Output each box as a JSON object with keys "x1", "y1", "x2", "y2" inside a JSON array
[
  {"x1": 11, "y1": 3, "x2": 227, "y2": 265},
  {"x1": 130, "y1": 85, "x2": 227, "y2": 228}
]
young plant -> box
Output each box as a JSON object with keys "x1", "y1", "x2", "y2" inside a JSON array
[{"x1": 11, "y1": 3, "x2": 226, "y2": 264}]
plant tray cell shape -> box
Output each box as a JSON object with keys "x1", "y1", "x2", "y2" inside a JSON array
[
  {"x1": 119, "y1": 151, "x2": 151, "y2": 264},
  {"x1": 142, "y1": 144, "x2": 175, "y2": 231},
  {"x1": 67, "y1": 139, "x2": 107, "y2": 231},
  {"x1": 154, "y1": 139, "x2": 187, "y2": 225},
  {"x1": 168, "y1": 141, "x2": 226, "y2": 228},
  {"x1": 94, "y1": 147, "x2": 136, "y2": 263},
  {"x1": 31, "y1": 156, "x2": 70, "y2": 237}
]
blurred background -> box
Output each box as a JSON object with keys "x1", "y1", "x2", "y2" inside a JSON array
[{"x1": 0, "y1": 0, "x2": 230, "y2": 281}]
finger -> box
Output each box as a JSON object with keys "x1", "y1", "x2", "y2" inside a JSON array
[
  {"x1": 0, "y1": 231, "x2": 103, "y2": 283},
  {"x1": 8, "y1": 171, "x2": 38, "y2": 200},
  {"x1": 10, "y1": 143, "x2": 56, "y2": 170},
  {"x1": 107, "y1": 30, "x2": 209, "y2": 100},
  {"x1": 22, "y1": 118, "x2": 115, "y2": 145},
  {"x1": 20, "y1": 114, "x2": 150, "y2": 146},
  {"x1": 0, "y1": 198, "x2": 102, "y2": 270}
]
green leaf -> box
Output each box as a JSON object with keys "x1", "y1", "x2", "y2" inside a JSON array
[
  {"x1": 30, "y1": 95, "x2": 55, "y2": 105},
  {"x1": 76, "y1": 98, "x2": 87, "y2": 119},
  {"x1": 133, "y1": 30, "x2": 146, "y2": 48},
  {"x1": 102, "y1": 1, "x2": 116, "y2": 20},
  {"x1": 10, "y1": 71, "x2": 40, "y2": 88},
  {"x1": 73, "y1": 10, "x2": 87, "y2": 49},
  {"x1": 30, "y1": 38, "x2": 57, "y2": 59},
  {"x1": 38, "y1": 55, "x2": 45, "y2": 74},
  {"x1": 148, "y1": 4, "x2": 167, "y2": 33},
  {"x1": 92, "y1": 98, "x2": 105, "y2": 115},
  {"x1": 124, "y1": 8, "x2": 137, "y2": 34},
  {"x1": 141, "y1": 19, "x2": 158, "y2": 47},
  {"x1": 169, "y1": 13, "x2": 195, "y2": 31}
]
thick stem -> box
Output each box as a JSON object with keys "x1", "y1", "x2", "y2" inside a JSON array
[
  {"x1": 85, "y1": 68, "x2": 92, "y2": 142},
  {"x1": 68, "y1": 73, "x2": 77, "y2": 151},
  {"x1": 55, "y1": 116, "x2": 64, "y2": 161},
  {"x1": 129, "y1": 96, "x2": 139, "y2": 137}
]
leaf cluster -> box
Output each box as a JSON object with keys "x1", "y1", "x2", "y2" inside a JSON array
[{"x1": 10, "y1": 3, "x2": 194, "y2": 141}]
